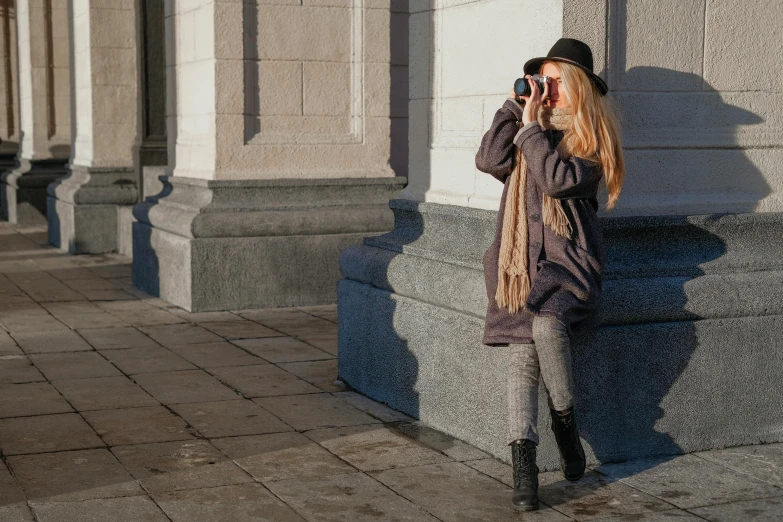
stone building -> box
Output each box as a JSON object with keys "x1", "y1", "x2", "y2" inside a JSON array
[{"x1": 1, "y1": 0, "x2": 782, "y2": 467}]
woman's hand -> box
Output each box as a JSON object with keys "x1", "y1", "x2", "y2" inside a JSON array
[{"x1": 521, "y1": 75, "x2": 549, "y2": 126}]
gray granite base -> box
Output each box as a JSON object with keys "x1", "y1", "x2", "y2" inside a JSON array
[
  {"x1": 337, "y1": 200, "x2": 783, "y2": 470},
  {"x1": 47, "y1": 165, "x2": 138, "y2": 253},
  {"x1": 132, "y1": 175, "x2": 407, "y2": 311},
  {"x1": 1, "y1": 159, "x2": 68, "y2": 226}
]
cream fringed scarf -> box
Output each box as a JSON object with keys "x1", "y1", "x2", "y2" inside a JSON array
[{"x1": 495, "y1": 106, "x2": 573, "y2": 314}]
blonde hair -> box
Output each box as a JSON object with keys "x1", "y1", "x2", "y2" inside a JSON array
[{"x1": 544, "y1": 61, "x2": 625, "y2": 209}]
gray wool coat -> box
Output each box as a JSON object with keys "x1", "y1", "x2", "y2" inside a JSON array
[{"x1": 475, "y1": 99, "x2": 605, "y2": 346}]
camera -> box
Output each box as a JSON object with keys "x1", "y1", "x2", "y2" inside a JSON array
[{"x1": 514, "y1": 75, "x2": 549, "y2": 98}]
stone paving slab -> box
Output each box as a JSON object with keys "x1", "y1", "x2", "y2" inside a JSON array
[
  {"x1": 8, "y1": 448, "x2": 143, "y2": 502},
  {"x1": 278, "y1": 359, "x2": 342, "y2": 392},
  {"x1": 589, "y1": 509, "x2": 704, "y2": 521},
  {"x1": 0, "y1": 382, "x2": 73, "y2": 418},
  {"x1": 201, "y1": 320, "x2": 284, "y2": 340},
  {"x1": 690, "y1": 495, "x2": 783, "y2": 521},
  {"x1": 111, "y1": 439, "x2": 253, "y2": 493},
  {"x1": 0, "y1": 413, "x2": 104, "y2": 455},
  {"x1": 82, "y1": 406, "x2": 196, "y2": 446},
  {"x1": 597, "y1": 454, "x2": 783, "y2": 509},
  {"x1": 170, "y1": 399, "x2": 292, "y2": 438},
  {"x1": 266, "y1": 472, "x2": 442, "y2": 522},
  {"x1": 305, "y1": 424, "x2": 453, "y2": 472},
  {"x1": 166, "y1": 341, "x2": 265, "y2": 368},
  {"x1": 53, "y1": 376, "x2": 159, "y2": 411},
  {"x1": 14, "y1": 329, "x2": 92, "y2": 353},
  {"x1": 233, "y1": 336, "x2": 334, "y2": 363},
  {"x1": 207, "y1": 363, "x2": 322, "y2": 398},
  {"x1": 211, "y1": 432, "x2": 357, "y2": 482},
  {"x1": 332, "y1": 391, "x2": 415, "y2": 423},
  {"x1": 100, "y1": 345, "x2": 196, "y2": 374},
  {"x1": 254, "y1": 393, "x2": 381, "y2": 431},
  {"x1": 153, "y1": 483, "x2": 307, "y2": 522},
  {"x1": 78, "y1": 326, "x2": 161, "y2": 350},
  {"x1": 139, "y1": 323, "x2": 224, "y2": 346},
  {"x1": 371, "y1": 461, "x2": 572, "y2": 521},
  {"x1": 0, "y1": 356, "x2": 46, "y2": 383},
  {"x1": 28, "y1": 352, "x2": 123, "y2": 380},
  {"x1": 696, "y1": 442, "x2": 783, "y2": 486},
  {"x1": 538, "y1": 470, "x2": 676, "y2": 520},
  {"x1": 132, "y1": 370, "x2": 241, "y2": 404},
  {"x1": 31, "y1": 496, "x2": 170, "y2": 522}
]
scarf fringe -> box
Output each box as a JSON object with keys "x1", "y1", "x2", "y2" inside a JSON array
[{"x1": 495, "y1": 270, "x2": 530, "y2": 315}]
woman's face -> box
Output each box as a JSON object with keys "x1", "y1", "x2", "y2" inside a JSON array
[{"x1": 541, "y1": 62, "x2": 569, "y2": 109}]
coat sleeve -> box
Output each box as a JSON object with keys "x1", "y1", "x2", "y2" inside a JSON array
[
  {"x1": 475, "y1": 99, "x2": 525, "y2": 183},
  {"x1": 514, "y1": 123, "x2": 602, "y2": 199}
]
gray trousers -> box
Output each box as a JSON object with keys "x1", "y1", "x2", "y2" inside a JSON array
[{"x1": 507, "y1": 315, "x2": 574, "y2": 444}]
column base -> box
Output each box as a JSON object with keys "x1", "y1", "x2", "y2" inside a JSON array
[
  {"x1": 47, "y1": 165, "x2": 138, "y2": 253},
  {"x1": 1, "y1": 159, "x2": 68, "y2": 226},
  {"x1": 132, "y1": 175, "x2": 407, "y2": 311},
  {"x1": 338, "y1": 200, "x2": 783, "y2": 469}
]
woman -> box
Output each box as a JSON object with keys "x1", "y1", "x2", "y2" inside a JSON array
[{"x1": 475, "y1": 38, "x2": 624, "y2": 511}]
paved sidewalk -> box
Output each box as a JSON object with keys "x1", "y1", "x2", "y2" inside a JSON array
[{"x1": 0, "y1": 222, "x2": 782, "y2": 521}]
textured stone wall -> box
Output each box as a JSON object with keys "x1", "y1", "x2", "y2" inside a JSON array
[
  {"x1": 0, "y1": 0, "x2": 18, "y2": 156},
  {"x1": 168, "y1": 0, "x2": 401, "y2": 181},
  {"x1": 406, "y1": 0, "x2": 783, "y2": 217},
  {"x1": 565, "y1": 0, "x2": 783, "y2": 216},
  {"x1": 16, "y1": 0, "x2": 70, "y2": 161},
  {"x1": 403, "y1": 0, "x2": 563, "y2": 210},
  {"x1": 70, "y1": 0, "x2": 138, "y2": 167}
]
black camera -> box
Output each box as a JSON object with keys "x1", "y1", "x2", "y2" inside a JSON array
[{"x1": 514, "y1": 75, "x2": 549, "y2": 98}]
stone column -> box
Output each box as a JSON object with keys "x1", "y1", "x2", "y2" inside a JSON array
[
  {"x1": 115, "y1": 0, "x2": 168, "y2": 256},
  {"x1": 132, "y1": 1, "x2": 405, "y2": 311},
  {"x1": 1, "y1": 0, "x2": 70, "y2": 226},
  {"x1": 0, "y1": 0, "x2": 19, "y2": 173},
  {"x1": 47, "y1": 0, "x2": 138, "y2": 252},
  {"x1": 338, "y1": 0, "x2": 783, "y2": 469}
]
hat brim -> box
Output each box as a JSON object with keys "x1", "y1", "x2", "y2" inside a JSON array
[{"x1": 523, "y1": 57, "x2": 608, "y2": 96}]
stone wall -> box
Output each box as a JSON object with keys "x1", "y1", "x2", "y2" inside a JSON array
[{"x1": 338, "y1": 0, "x2": 783, "y2": 468}]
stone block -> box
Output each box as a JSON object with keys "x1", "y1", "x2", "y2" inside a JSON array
[
  {"x1": 365, "y1": 7, "x2": 390, "y2": 63},
  {"x1": 704, "y1": 0, "x2": 783, "y2": 91},
  {"x1": 90, "y1": 6, "x2": 136, "y2": 49},
  {"x1": 257, "y1": 61, "x2": 302, "y2": 116},
  {"x1": 408, "y1": 11, "x2": 431, "y2": 100},
  {"x1": 256, "y1": 5, "x2": 351, "y2": 62},
  {"x1": 303, "y1": 62, "x2": 351, "y2": 116},
  {"x1": 617, "y1": 0, "x2": 705, "y2": 91}
]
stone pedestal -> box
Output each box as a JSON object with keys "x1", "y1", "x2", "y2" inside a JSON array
[
  {"x1": 339, "y1": 202, "x2": 783, "y2": 469},
  {"x1": 47, "y1": 166, "x2": 137, "y2": 253},
  {"x1": 133, "y1": 175, "x2": 404, "y2": 311},
  {"x1": 1, "y1": 159, "x2": 67, "y2": 225}
]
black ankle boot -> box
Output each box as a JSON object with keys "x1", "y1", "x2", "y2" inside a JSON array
[
  {"x1": 509, "y1": 439, "x2": 539, "y2": 510},
  {"x1": 550, "y1": 408, "x2": 586, "y2": 481}
]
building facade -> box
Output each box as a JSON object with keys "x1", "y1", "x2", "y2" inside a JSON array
[{"x1": 1, "y1": 0, "x2": 782, "y2": 467}]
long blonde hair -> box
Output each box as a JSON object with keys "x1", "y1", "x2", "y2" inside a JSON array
[{"x1": 546, "y1": 61, "x2": 625, "y2": 209}]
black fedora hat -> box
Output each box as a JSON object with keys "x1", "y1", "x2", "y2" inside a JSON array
[{"x1": 524, "y1": 38, "x2": 608, "y2": 96}]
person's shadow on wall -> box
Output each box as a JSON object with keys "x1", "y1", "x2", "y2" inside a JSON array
[{"x1": 540, "y1": 66, "x2": 770, "y2": 502}]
